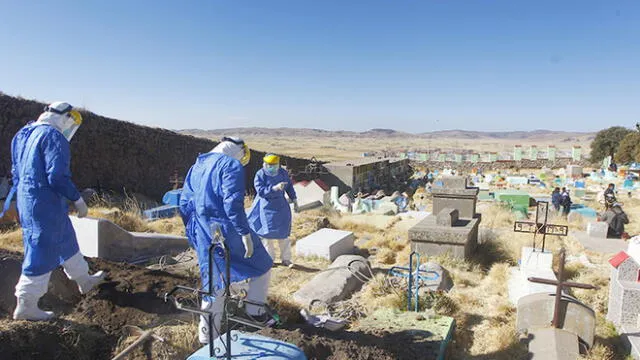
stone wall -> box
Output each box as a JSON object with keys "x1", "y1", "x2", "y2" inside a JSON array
[
  {"x1": 0, "y1": 94, "x2": 314, "y2": 200},
  {"x1": 412, "y1": 158, "x2": 592, "y2": 172}
]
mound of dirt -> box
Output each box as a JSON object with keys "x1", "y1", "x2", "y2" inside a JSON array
[
  {"x1": 258, "y1": 325, "x2": 439, "y2": 360},
  {"x1": 0, "y1": 249, "x2": 198, "y2": 359},
  {"x1": 72, "y1": 258, "x2": 196, "y2": 333},
  {"x1": 0, "y1": 319, "x2": 113, "y2": 360}
]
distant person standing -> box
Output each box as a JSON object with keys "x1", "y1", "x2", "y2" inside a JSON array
[
  {"x1": 248, "y1": 154, "x2": 298, "y2": 268},
  {"x1": 604, "y1": 183, "x2": 617, "y2": 208},
  {"x1": 599, "y1": 203, "x2": 629, "y2": 239},
  {"x1": 560, "y1": 187, "x2": 572, "y2": 217},
  {"x1": 551, "y1": 187, "x2": 562, "y2": 212}
]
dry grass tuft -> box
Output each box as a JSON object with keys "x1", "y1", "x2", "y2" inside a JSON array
[
  {"x1": 0, "y1": 226, "x2": 23, "y2": 252},
  {"x1": 147, "y1": 217, "x2": 185, "y2": 236},
  {"x1": 482, "y1": 204, "x2": 518, "y2": 229},
  {"x1": 580, "y1": 343, "x2": 616, "y2": 360},
  {"x1": 468, "y1": 319, "x2": 527, "y2": 359},
  {"x1": 376, "y1": 248, "x2": 397, "y2": 265},
  {"x1": 354, "y1": 274, "x2": 405, "y2": 314},
  {"x1": 290, "y1": 210, "x2": 333, "y2": 244},
  {"x1": 569, "y1": 267, "x2": 611, "y2": 315},
  {"x1": 432, "y1": 292, "x2": 459, "y2": 316},
  {"x1": 87, "y1": 207, "x2": 151, "y2": 233},
  {"x1": 268, "y1": 294, "x2": 303, "y2": 324},
  {"x1": 112, "y1": 322, "x2": 199, "y2": 360}
]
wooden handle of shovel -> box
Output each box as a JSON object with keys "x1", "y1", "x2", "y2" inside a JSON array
[{"x1": 110, "y1": 330, "x2": 155, "y2": 360}]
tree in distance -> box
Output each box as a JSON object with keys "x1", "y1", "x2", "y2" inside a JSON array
[
  {"x1": 590, "y1": 126, "x2": 634, "y2": 164},
  {"x1": 615, "y1": 131, "x2": 640, "y2": 164}
]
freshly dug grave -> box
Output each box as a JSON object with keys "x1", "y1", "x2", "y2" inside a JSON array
[
  {"x1": 0, "y1": 249, "x2": 449, "y2": 359},
  {"x1": 0, "y1": 249, "x2": 198, "y2": 360}
]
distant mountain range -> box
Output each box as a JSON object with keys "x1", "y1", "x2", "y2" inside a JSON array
[{"x1": 178, "y1": 127, "x2": 595, "y2": 141}]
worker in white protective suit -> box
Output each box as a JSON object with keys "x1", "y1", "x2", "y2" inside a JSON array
[{"x1": 7, "y1": 102, "x2": 106, "y2": 321}]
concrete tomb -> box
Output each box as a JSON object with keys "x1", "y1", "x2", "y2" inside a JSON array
[
  {"x1": 409, "y1": 177, "x2": 481, "y2": 259},
  {"x1": 70, "y1": 216, "x2": 189, "y2": 263},
  {"x1": 355, "y1": 309, "x2": 455, "y2": 360},
  {"x1": 527, "y1": 328, "x2": 580, "y2": 360},
  {"x1": 295, "y1": 228, "x2": 355, "y2": 261},
  {"x1": 293, "y1": 179, "x2": 330, "y2": 211},
  {"x1": 607, "y1": 245, "x2": 640, "y2": 359},
  {"x1": 566, "y1": 165, "x2": 583, "y2": 179},
  {"x1": 508, "y1": 247, "x2": 557, "y2": 305}
]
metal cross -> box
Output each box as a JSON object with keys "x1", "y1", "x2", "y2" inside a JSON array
[
  {"x1": 528, "y1": 248, "x2": 597, "y2": 328},
  {"x1": 513, "y1": 201, "x2": 568, "y2": 252}
]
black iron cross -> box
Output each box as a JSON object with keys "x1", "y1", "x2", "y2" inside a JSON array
[
  {"x1": 528, "y1": 248, "x2": 597, "y2": 328},
  {"x1": 513, "y1": 201, "x2": 568, "y2": 252}
]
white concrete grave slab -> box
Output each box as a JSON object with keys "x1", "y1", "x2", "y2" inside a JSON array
[
  {"x1": 295, "y1": 228, "x2": 354, "y2": 261},
  {"x1": 70, "y1": 216, "x2": 189, "y2": 263},
  {"x1": 508, "y1": 247, "x2": 558, "y2": 305},
  {"x1": 587, "y1": 222, "x2": 608, "y2": 239}
]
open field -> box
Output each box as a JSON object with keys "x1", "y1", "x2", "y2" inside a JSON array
[{"x1": 181, "y1": 131, "x2": 594, "y2": 162}]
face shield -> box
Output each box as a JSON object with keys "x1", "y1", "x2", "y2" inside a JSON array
[
  {"x1": 221, "y1": 137, "x2": 251, "y2": 166},
  {"x1": 263, "y1": 154, "x2": 280, "y2": 175},
  {"x1": 44, "y1": 102, "x2": 83, "y2": 141},
  {"x1": 60, "y1": 110, "x2": 82, "y2": 141}
]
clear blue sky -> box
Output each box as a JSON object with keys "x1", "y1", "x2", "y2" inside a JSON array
[{"x1": 0, "y1": 1, "x2": 638, "y2": 132}]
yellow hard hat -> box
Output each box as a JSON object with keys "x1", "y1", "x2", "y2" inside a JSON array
[{"x1": 263, "y1": 154, "x2": 280, "y2": 165}]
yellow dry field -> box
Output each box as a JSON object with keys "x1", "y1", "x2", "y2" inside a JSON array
[{"x1": 240, "y1": 135, "x2": 593, "y2": 162}]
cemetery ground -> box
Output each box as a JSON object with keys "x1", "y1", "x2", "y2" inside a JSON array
[{"x1": 0, "y1": 195, "x2": 637, "y2": 359}]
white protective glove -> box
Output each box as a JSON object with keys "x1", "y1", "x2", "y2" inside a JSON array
[
  {"x1": 293, "y1": 200, "x2": 299, "y2": 213},
  {"x1": 272, "y1": 182, "x2": 287, "y2": 192},
  {"x1": 74, "y1": 198, "x2": 88, "y2": 218},
  {"x1": 241, "y1": 234, "x2": 254, "y2": 258}
]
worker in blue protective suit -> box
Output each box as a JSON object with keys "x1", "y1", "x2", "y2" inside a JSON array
[
  {"x1": 247, "y1": 154, "x2": 298, "y2": 268},
  {"x1": 7, "y1": 102, "x2": 105, "y2": 321},
  {"x1": 179, "y1": 137, "x2": 273, "y2": 344}
]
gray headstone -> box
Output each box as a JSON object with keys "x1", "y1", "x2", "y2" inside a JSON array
[
  {"x1": 293, "y1": 255, "x2": 370, "y2": 307},
  {"x1": 436, "y1": 208, "x2": 459, "y2": 227},
  {"x1": 441, "y1": 176, "x2": 467, "y2": 189},
  {"x1": 517, "y1": 293, "x2": 596, "y2": 349}
]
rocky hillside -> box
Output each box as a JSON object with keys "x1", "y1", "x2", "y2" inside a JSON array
[{"x1": 0, "y1": 95, "x2": 313, "y2": 200}]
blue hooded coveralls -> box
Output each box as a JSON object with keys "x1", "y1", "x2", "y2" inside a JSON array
[
  {"x1": 179, "y1": 153, "x2": 272, "y2": 298},
  {"x1": 11, "y1": 123, "x2": 82, "y2": 276},
  {"x1": 247, "y1": 168, "x2": 297, "y2": 239}
]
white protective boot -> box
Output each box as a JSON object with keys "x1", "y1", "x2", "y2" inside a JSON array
[
  {"x1": 13, "y1": 295, "x2": 54, "y2": 321},
  {"x1": 76, "y1": 271, "x2": 106, "y2": 294},
  {"x1": 199, "y1": 297, "x2": 223, "y2": 344},
  {"x1": 13, "y1": 272, "x2": 54, "y2": 321},
  {"x1": 62, "y1": 252, "x2": 106, "y2": 294}
]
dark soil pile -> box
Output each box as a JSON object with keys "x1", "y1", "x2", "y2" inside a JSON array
[
  {"x1": 0, "y1": 249, "x2": 197, "y2": 360},
  {"x1": 0, "y1": 249, "x2": 447, "y2": 359},
  {"x1": 0, "y1": 319, "x2": 112, "y2": 360},
  {"x1": 259, "y1": 325, "x2": 440, "y2": 360}
]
